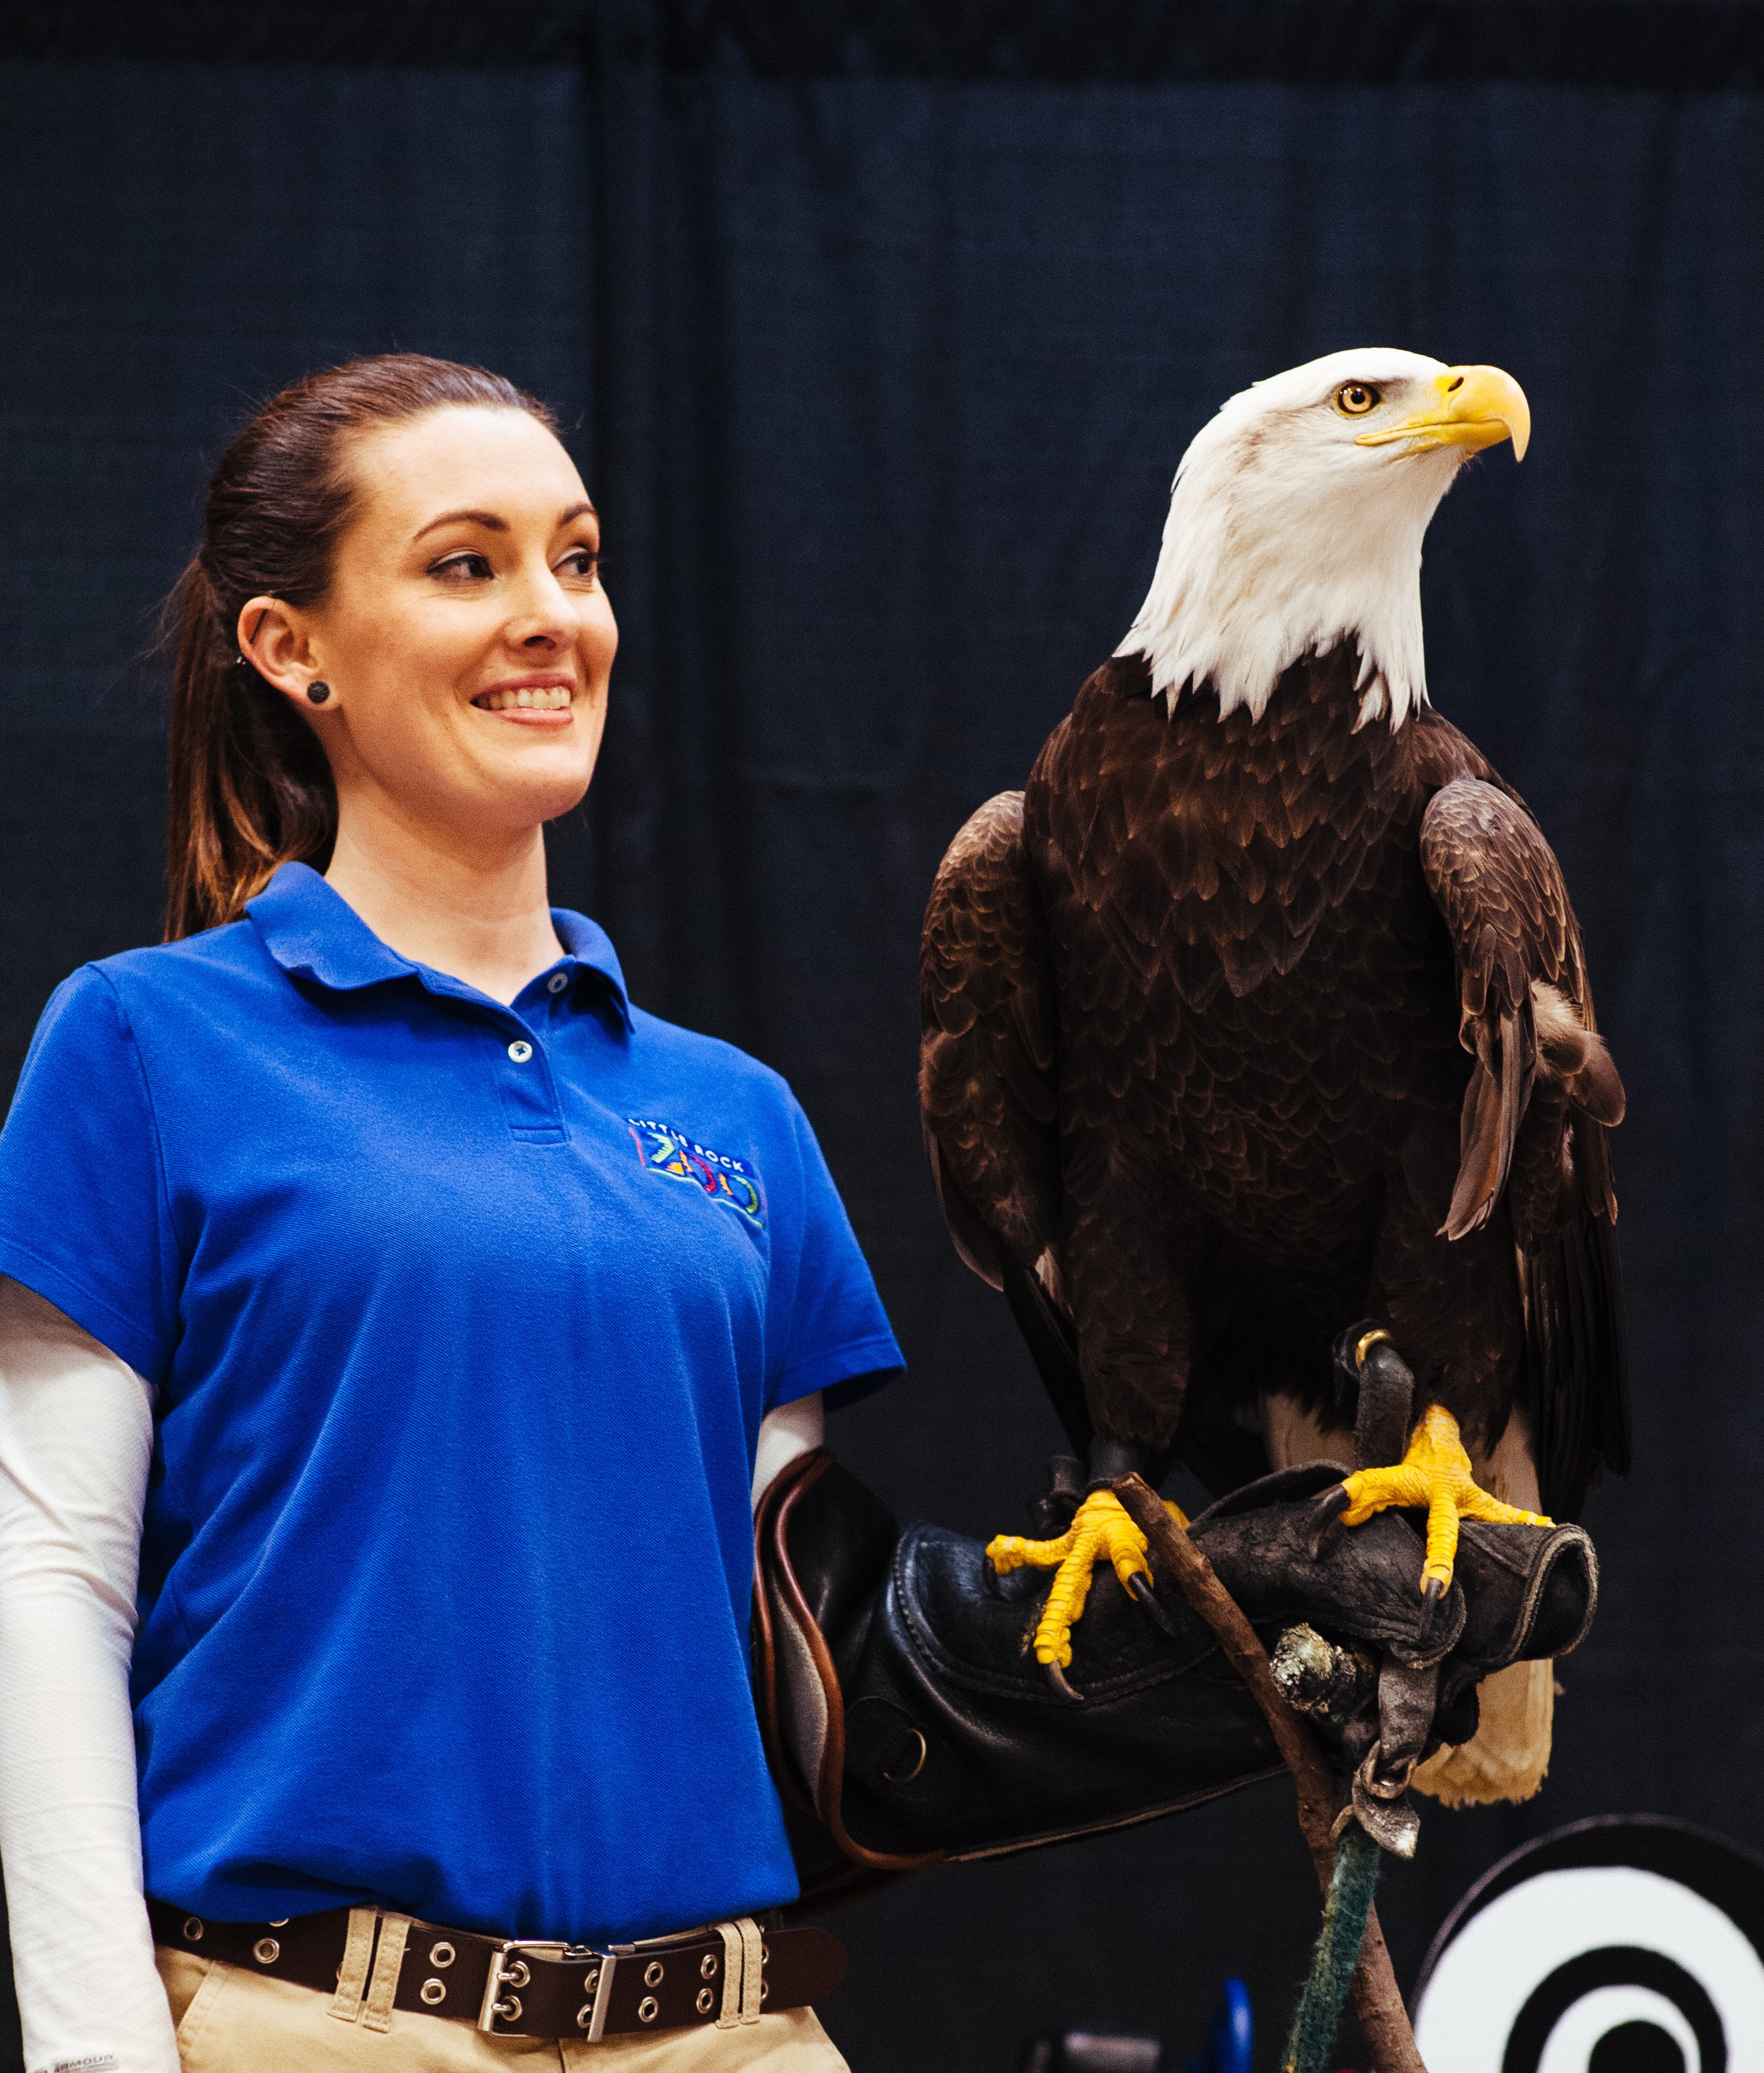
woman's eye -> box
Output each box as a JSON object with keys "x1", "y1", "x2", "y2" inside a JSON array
[
  {"x1": 1334, "y1": 382, "x2": 1382, "y2": 417},
  {"x1": 430, "y1": 551, "x2": 494, "y2": 583},
  {"x1": 557, "y1": 549, "x2": 601, "y2": 585}
]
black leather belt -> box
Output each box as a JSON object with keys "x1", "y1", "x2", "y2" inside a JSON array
[{"x1": 149, "y1": 1897, "x2": 845, "y2": 2040}]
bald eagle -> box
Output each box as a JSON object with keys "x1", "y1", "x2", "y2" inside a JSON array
[{"x1": 920, "y1": 352, "x2": 1626, "y2": 1786}]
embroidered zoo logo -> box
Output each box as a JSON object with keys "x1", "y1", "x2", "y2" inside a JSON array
[{"x1": 627, "y1": 1119, "x2": 766, "y2": 1227}]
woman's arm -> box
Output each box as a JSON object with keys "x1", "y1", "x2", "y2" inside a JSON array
[
  {"x1": 0, "y1": 1276, "x2": 179, "y2": 2073},
  {"x1": 752, "y1": 1392, "x2": 824, "y2": 1508}
]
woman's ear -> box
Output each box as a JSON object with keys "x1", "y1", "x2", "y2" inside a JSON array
[{"x1": 236, "y1": 596, "x2": 335, "y2": 710}]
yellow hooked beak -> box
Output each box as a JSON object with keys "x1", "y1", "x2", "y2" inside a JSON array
[{"x1": 1355, "y1": 365, "x2": 1531, "y2": 462}]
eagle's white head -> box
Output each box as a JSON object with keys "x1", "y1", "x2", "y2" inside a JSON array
[{"x1": 1117, "y1": 348, "x2": 1530, "y2": 729}]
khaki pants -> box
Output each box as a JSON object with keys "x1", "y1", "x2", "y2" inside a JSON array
[{"x1": 157, "y1": 1948, "x2": 850, "y2": 2071}]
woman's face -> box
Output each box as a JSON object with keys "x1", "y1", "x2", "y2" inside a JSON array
[{"x1": 244, "y1": 406, "x2": 617, "y2": 841}]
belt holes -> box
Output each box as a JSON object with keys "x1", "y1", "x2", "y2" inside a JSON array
[
  {"x1": 583, "y1": 1967, "x2": 601, "y2": 1994},
  {"x1": 182, "y1": 1918, "x2": 204, "y2": 1943},
  {"x1": 429, "y1": 1941, "x2": 455, "y2": 1969},
  {"x1": 644, "y1": 1960, "x2": 665, "y2": 1987},
  {"x1": 504, "y1": 1959, "x2": 530, "y2": 1989},
  {"x1": 252, "y1": 1938, "x2": 280, "y2": 1965},
  {"x1": 697, "y1": 1986, "x2": 715, "y2": 2015},
  {"x1": 638, "y1": 1996, "x2": 660, "y2": 2023},
  {"x1": 419, "y1": 1978, "x2": 447, "y2": 2006},
  {"x1": 577, "y1": 2004, "x2": 594, "y2": 2029},
  {"x1": 701, "y1": 1953, "x2": 719, "y2": 1979},
  {"x1": 761, "y1": 1980, "x2": 770, "y2": 2003}
]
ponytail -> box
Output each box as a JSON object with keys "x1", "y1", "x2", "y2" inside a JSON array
[{"x1": 164, "y1": 556, "x2": 336, "y2": 941}]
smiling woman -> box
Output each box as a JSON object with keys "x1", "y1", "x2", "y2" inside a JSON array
[
  {"x1": 167, "y1": 360, "x2": 618, "y2": 1003},
  {"x1": 0, "y1": 357, "x2": 900, "y2": 2072}
]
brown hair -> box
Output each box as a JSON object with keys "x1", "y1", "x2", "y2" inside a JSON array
[{"x1": 164, "y1": 353, "x2": 558, "y2": 941}]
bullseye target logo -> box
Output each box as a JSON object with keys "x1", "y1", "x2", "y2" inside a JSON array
[{"x1": 1413, "y1": 1816, "x2": 1764, "y2": 2069}]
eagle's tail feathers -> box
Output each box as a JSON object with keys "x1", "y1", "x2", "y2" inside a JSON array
[{"x1": 1524, "y1": 1203, "x2": 1629, "y2": 1518}]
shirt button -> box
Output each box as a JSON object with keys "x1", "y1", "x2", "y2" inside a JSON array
[
  {"x1": 507, "y1": 1040, "x2": 534, "y2": 1064},
  {"x1": 546, "y1": 973, "x2": 568, "y2": 995}
]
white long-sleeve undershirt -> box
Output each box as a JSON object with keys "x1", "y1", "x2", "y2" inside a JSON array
[
  {"x1": 0, "y1": 1275, "x2": 174, "y2": 2073},
  {"x1": 0, "y1": 1274, "x2": 823, "y2": 2073}
]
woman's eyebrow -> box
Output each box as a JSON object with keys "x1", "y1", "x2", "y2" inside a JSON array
[
  {"x1": 413, "y1": 508, "x2": 508, "y2": 541},
  {"x1": 413, "y1": 500, "x2": 596, "y2": 543}
]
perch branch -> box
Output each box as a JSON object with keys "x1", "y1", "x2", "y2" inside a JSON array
[{"x1": 1112, "y1": 1474, "x2": 1426, "y2": 2073}]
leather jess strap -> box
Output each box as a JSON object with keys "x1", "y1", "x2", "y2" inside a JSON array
[{"x1": 149, "y1": 1898, "x2": 846, "y2": 2041}]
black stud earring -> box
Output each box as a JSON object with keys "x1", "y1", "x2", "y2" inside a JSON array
[{"x1": 306, "y1": 682, "x2": 332, "y2": 705}]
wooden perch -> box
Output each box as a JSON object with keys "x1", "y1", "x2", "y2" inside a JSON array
[{"x1": 1112, "y1": 1474, "x2": 1426, "y2": 2073}]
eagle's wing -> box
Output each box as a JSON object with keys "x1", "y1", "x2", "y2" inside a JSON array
[
  {"x1": 1419, "y1": 776, "x2": 1629, "y2": 1517},
  {"x1": 919, "y1": 792, "x2": 1060, "y2": 1284},
  {"x1": 919, "y1": 793, "x2": 1089, "y2": 1449}
]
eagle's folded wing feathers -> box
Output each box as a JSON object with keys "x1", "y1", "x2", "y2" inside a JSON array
[
  {"x1": 918, "y1": 792, "x2": 1062, "y2": 1295},
  {"x1": 1418, "y1": 777, "x2": 1619, "y2": 1237},
  {"x1": 1418, "y1": 775, "x2": 1628, "y2": 1517}
]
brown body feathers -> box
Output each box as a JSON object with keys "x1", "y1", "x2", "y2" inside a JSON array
[{"x1": 920, "y1": 646, "x2": 1628, "y2": 1518}]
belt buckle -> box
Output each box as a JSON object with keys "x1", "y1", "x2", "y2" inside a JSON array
[{"x1": 479, "y1": 1938, "x2": 607, "y2": 2037}]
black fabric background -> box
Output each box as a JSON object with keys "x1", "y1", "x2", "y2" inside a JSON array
[{"x1": 2, "y1": 4, "x2": 1761, "y2": 2065}]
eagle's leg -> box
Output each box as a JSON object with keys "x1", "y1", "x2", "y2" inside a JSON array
[
  {"x1": 1328, "y1": 1401, "x2": 1553, "y2": 1605},
  {"x1": 987, "y1": 1482, "x2": 1189, "y2": 1692},
  {"x1": 990, "y1": 1190, "x2": 1197, "y2": 1694},
  {"x1": 1344, "y1": 1139, "x2": 1552, "y2": 1604}
]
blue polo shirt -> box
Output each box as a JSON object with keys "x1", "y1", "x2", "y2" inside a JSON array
[{"x1": 0, "y1": 864, "x2": 901, "y2": 1941}]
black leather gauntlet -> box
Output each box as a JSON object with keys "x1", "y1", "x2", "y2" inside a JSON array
[{"x1": 752, "y1": 1447, "x2": 1595, "y2": 1893}]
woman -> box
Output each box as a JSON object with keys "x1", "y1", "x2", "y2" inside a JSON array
[{"x1": 0, "y1": 356, "x2": 901, "y2": 2070}]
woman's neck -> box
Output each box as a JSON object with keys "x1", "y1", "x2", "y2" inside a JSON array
[{"x1": 323, "y1": 804, "x2": 563, "y2": 1008}]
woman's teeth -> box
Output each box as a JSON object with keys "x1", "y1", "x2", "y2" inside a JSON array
[{"x1": 477, "y1": 686, "x2": 573, "y2": 712}]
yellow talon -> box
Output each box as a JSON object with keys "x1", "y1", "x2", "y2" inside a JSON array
[
  {"x1": 987, "y1": 1490, "x2": 1188, "y2": 1669},
  {"x1": 1339, "y1": 1402, "x2": 1553, "y2": 1596}
]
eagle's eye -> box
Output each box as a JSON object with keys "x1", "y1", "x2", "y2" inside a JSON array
[{"x1": 1334, "y1": 382, "x2": 1381, "y2": 417}]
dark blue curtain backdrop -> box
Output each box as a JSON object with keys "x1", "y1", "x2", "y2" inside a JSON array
[{"x1": 3, "y1": 6, "x2": 1762, "y2": 2066}]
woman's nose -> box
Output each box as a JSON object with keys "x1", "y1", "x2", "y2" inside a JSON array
[{"x1": 506, "y1": 568, "x2": 575, "y2": 649}]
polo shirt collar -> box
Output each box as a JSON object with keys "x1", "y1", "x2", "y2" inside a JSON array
[{"x1": 245, "y1": 862, "x2": 633, "y2": 1029}]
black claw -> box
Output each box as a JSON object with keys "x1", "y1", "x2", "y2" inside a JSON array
[
  {"x1": 1417, "y1": 1575, "x2": 1451, "y2": 1642},
  {"x1": 1042, "y1": 1659, "x2": 1084, "y2": 1705},
  {"x1": 1306, "y1": 1484, "x2": 1352, "y2": 1561},
  {"x1": 982, "y1": 1552, "x2": 1002, "y2": 1598},
  {"x1": 1124, "y1": 1571, "x2": 1177, "y2": 1637}
]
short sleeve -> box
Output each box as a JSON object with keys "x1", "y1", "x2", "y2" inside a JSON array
[
  {"x1": 0, "y1": 969, "x2": 182, "y2": 1385},
  {"x1": 767, "y1": 1100, "x2": 903, "y2": 1413}
]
